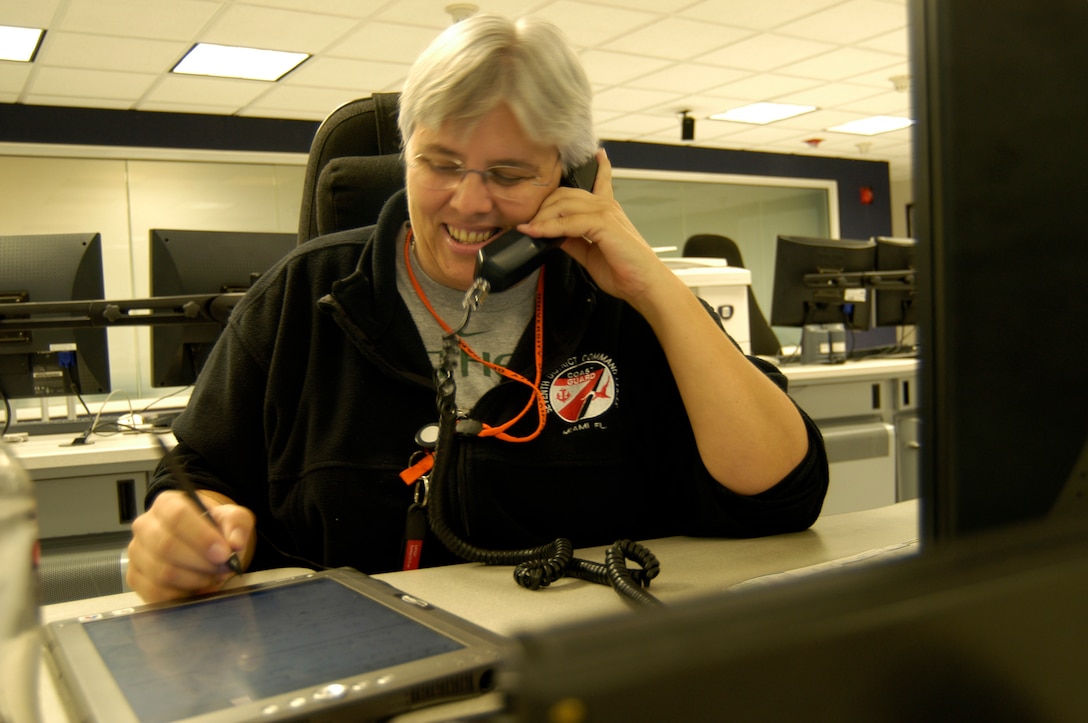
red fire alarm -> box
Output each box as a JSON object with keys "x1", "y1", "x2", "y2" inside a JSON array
[{"x1": 859, "y1": 186, "x2": 874, "y2": 205}]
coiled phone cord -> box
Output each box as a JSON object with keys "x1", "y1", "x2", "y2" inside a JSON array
[{"x1": 423, "y1": 292, "x2": 663, "y2": 607}]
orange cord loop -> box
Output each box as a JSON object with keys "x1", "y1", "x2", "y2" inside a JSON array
[{"x1": 405, "y1": 230, "x2": 547, "y2": 442}]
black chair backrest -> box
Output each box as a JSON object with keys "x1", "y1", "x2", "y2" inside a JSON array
[
  {"x1": 684, "y1": 233, "x2": 746, "y2": 268},
  {"x1": 683, "y1": 234, "x2": 782, "y2": 357},
  {"x1": 297, "y1": 93, "x2": 405, "y2": 244}
]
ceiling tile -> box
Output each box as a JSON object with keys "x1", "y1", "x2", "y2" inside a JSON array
[
  {"x1": 711, "y1": 73, "x2": 820, "y2": 101},
  {"x1": 594, "y1": 86, "x2": 685, "y2": 114},
  {"x1": 679, "y1": 0, "x2": 846, "y2": 31},
  {"x1": 137, "y1": 99, "x2": 245, "y2": 115},
  {"x1": 243, "y1": 84, "x2": 361, "y2": 118},
  {"x1": 373, "y1": 0, "x2": 523, "y2": 28},
  {"x1": 529, "y1": 0, "x2": 657, "y2": 47},
  {"x1": 774, "y1": 81, "x2": 886, "y2": 109},
  {"x1": 141, "y1": 73, "x2": 268, "y2": 106},
  {"x1": 837, "y1": 90, "x2": 912, "y2": 115},
  {"x1": 776, "y1": 47, "x2": 902, "y2": 82},
  {"x1": 627, "y1": 64, "x2": 750, "y2": 95},
  {"x1": 586, "y1": 0, "x2": 699, "y2": 12},
  {"x1": 326, "y1": 22, "x2": 441, "y2": 63},
  {"x1": 846, "y1": 62, "x2": 912, "y2": 89},
  {"x1": 857, "y1": 26, "x2": 909, "y2": 55},
  {"x1": 579, "y1": 49, "x2": 673, "y2": 86},
  {"x1": 697, "y1": 33, "x2": 837, "y2": 72},
  {"x1": 596, "y1": 111, "x2": 676, "y2": 137},
  {"x1": 282, "y1": 56, "x2": 408, "y2": 92},
  {"x1": 29, "y1": 66, "x2": 156, "y2": 100},
  {"x1": 200, "y1": 4, "x2": 356, "y2": 53},
  {"x1": 23, "y1": 94, "x2": 137, "y2": 110},
  {"x1": 238, "y1": 0, "x2": 387, "y2": 19},
  {"x1": 777, "y1": 0, "x2": 907, "y2": 44},
  {"x1": 603, "y1": 18, "x2": 753, "y2": 61},
  {"x1": 59, "y1": 0, "x2": 221, "y2": 42},
  {"x1": 0, "y1": 62, "x2": 33, "y2": 93},
  {"x1": 0, "y1": 0, "x2": 63, "y2": 27},
  {"x1": 39, "y1": 32, "x2": 185, "y2": 73}
]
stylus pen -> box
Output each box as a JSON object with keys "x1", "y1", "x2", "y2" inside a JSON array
[{"x1": 152, "y1": 435, "x2": 243, "y2": 574}]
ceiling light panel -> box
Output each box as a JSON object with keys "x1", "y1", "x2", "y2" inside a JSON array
[
  {"x1": 827, "y1": 115, "x2": 914, "y2": 135},
  {"x1": 173, "y1": 43, "x2": 309, "y2": 81},
  {"x1": 711, "y1": 102, "x2": 817, "y2": 125},
  {"x1": 0, "y1": 25, "x2": 45, "y2": 62}
]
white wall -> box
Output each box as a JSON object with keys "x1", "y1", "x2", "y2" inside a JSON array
[{"x1": 889, "y1": 177, "x2": 914, "y2": 238}]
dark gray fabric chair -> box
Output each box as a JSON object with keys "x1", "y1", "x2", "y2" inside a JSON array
[{"x1": 683, "y1": 234, "x2": 781, "y2": 356}]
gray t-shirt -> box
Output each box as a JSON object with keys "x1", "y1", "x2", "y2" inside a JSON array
[{"x1": 395, "y1": 226, "x2": 537, "y2": 413}]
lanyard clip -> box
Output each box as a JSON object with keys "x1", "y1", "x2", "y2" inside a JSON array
[{"x1": 463, "y1": 277, "x2": 490, "y2": 311}]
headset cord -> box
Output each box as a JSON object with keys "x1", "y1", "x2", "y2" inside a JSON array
[{"x1": 424, "y1": 297, "x2": 663, "y2": 608}]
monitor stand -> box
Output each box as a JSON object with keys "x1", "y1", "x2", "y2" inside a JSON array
[{"x1": 801, "y1": 323, "x2": 847, "y2": 364}]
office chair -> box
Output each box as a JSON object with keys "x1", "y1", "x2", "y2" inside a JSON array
[
  {"x1": 297, "y1": 93, "x2": 405, "y2": 244},
  {"x1": 683, "y1": 234, "x2": 781, "y2": 356}
]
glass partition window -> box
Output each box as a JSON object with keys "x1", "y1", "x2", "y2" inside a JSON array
[{"x1": 611, "y1": 170, "x2": 837, "y2": 347}]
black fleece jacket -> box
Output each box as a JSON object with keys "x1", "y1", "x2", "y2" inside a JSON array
[{"x1": 148, "y1": 190, "x2": 829, "y2": 574}]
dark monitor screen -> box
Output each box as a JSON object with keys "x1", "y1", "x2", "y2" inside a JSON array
[
  {"x1": 0, "y1": 232, "x2": 111, "y2": 401},
  {"x1": 149, "y1": 229, "x2": 296, "y2": 387},
  {"x1": 873, "y1": 236, "x2": 917, "y2": 327},
  {"x1": 911, "y1": 0, "x2": 1088, "y2": 541},
  {"x1": 769, "y1": 235, "x2": 876, "y2": 331}
]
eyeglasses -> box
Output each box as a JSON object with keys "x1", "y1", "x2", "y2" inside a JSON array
[{"x1": 408, "y1": 153, "x2": 556, "y2": 202}]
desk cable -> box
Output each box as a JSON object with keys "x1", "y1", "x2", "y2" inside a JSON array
[{"x1": 417, "y1": 281, "x2": 663, "y2": 608}]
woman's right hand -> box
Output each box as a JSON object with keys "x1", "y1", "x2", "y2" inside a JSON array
[{"x1": 126, "y1": 490, "x2": 255, "y2": 603}]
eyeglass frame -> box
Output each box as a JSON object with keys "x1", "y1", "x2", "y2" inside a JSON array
[{"x1": 407, "y1": 152, "x2": 561, "y2": 201}]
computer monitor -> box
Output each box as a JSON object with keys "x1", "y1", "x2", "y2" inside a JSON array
[
  {"x1": 873, "y1": 236, "x2": 917, "y2": 327},
  {"x1": 769, "y1": 235, "x2": 876, "y2": 332},
  {"x1": 0, "y1": 232, "x2": 111, "y2": 402},
  {"x1": 149, "y1": 229, "x2": 296, "y2": 387},
  {"x1": 911, "y1": 0, "x2": 1088, "y2": 540}
]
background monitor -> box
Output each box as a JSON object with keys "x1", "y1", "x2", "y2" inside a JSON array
[
  {"x1": 149, "y1": 229, "x2": 296, "y2": 387},
  {"x1": 873, "y1": 236, "x2": 917, "y2": 327},
  {"x1": 769, "y1": 234, "x2": 876, "y2": 332},
  {"x1": 0, "y1": 232, "x2": 111, "y2": 402}
]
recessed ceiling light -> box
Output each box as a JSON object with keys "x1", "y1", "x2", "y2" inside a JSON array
[
  {"x1": 173, "y1": 43, "x2": 309, "y2": 82},
  {"x1": 827, "y1": 116, "x2": 914, "y2": 136},
  {"x1": 710, "y1": 102, "x2": 817, "y2": 125},
  {"x1": 0, "y1": 25, "x2": 45, "y2": 62}
]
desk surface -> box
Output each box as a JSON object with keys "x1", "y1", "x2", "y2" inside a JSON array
[
  {"x1": 37, "y1": 500, "x2": 919, "y2": 722},
  {"x1": 771, "y1": 355, "x2": 918, "y2": 384},
  {"x1": 10, "y1": 430, "x2": 173, "y2": 475}
]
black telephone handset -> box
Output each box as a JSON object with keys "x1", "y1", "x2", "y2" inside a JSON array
[{"x1": 473, "y1": 158, "x2": 599, "y2": 293}]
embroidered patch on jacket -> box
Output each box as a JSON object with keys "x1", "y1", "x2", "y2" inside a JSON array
[{"x1": 542, "y1": 354, "x2": 618, "y2": 425}]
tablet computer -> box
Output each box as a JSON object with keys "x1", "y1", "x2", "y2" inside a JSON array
[{"x1": 43, "y1": 568, "x2": 504, "y2": 722}]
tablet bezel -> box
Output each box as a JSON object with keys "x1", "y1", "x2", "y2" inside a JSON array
[{"x1": 43, "y1": 568, "x2": 505, "y2": 722}]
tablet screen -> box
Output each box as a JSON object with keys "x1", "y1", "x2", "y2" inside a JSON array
[{"x1": 80, "y1": 576, "x2": 464, "y2": 722}]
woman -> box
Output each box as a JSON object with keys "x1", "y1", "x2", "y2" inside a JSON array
[{"x1": 127, "y1": 14, "x2": 827, "y2": 603}]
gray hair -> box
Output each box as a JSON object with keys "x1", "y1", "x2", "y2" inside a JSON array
[{"x1": 397, "y1": 14, "x2": 598, "y2": 172}]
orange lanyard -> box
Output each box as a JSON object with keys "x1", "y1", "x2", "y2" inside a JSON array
[{"x1": 404, "y1": 229, "x2": 547, "y2": 442}]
